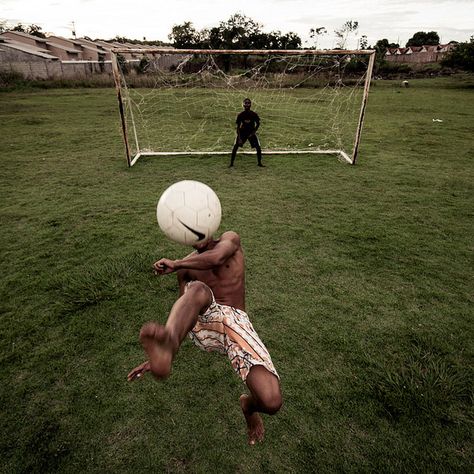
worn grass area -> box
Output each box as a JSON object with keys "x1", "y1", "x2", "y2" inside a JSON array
[{"x1": 0, "y1": 75, "x2": 473, "y2": 473}]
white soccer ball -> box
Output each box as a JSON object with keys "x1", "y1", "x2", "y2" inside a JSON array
[{"x1": 156, "y1": 180, "x2": 222, "y2": 246}]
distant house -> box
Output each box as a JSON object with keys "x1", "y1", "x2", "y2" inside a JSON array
[
  {"x1": 0, "y1": 30, "x2": 176, "y2": 80},
  {"x1": 385, "y1": 43, "x2": 457, "y2": 63},
  {"x1": 1, "y1": 30, "x2": 116, "y2": 62},
  {"x1": 47, "y1": 36, "x2": 109, "y2": 62}
]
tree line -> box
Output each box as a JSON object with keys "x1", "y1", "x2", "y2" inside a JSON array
[
  {"x1": 168, "y1": 14, "x2": 301, "y2": 50},
  {"x1": 1, "y1": 15, "x2": 472, "y2": 71}
]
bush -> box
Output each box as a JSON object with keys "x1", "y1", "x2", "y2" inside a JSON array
[
  {"x1": 376, "y1": 60, "x2": 412, "y2": 77},
  {"x1": 136, "y1": 56, "x2": 150, "y2": 74},
  {"x1": 441, "y1": 41, "x2": 474, "y2": 71},
  {"x1": 0, "y1": 70, "x2": 27, "y2": 88},
  {"x1": 0, "y1": 71, "x2": 114, "y2": 91}
]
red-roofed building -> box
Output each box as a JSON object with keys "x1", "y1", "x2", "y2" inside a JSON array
[{"x1": 385, "y1": 43, "x2": 457, "y2": 63}]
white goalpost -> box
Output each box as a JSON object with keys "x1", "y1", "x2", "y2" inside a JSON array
[{"x1": 111, "y1": 48, "x2": 375, "y2": 167}]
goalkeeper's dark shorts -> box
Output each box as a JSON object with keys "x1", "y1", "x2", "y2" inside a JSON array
[{"x1": 235, "y1": 133, "x2": 260, "y2": 149}]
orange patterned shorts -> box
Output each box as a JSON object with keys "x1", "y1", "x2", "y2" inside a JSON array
[{"x1": 188, "y1": 286, "x2": 279, "y2": 382}]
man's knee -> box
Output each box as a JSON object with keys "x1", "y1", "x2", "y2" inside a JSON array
[
  {"x1": 260, "y1": 389, "x2": 282, "y2": 415},
  {"x1": 184, "y1": 281, "x2": 212, "y2": 308},
  {"x1": 247, "y1": 366, "x2": 282, "y2": 415}
]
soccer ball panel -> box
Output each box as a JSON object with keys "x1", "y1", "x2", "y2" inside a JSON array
[{"x1": 156, "y1": 180, "x2": 222, "y2": 246}]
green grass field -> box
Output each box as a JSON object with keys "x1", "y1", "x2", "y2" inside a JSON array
[{"x1": 1, "y1": 75, "x2": 473, "y2": 473}]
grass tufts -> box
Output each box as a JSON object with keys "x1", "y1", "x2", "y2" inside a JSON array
[
  {"x1": 51, "y1": 251, "x2": 152, "y2": 313},
  {"x1": 374, "y1": 344, "x2": 473, "y2": 423}
]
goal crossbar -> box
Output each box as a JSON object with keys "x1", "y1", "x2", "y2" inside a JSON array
[
  {"x1": 111, "y1": 48, "x2": 375, "y2": 167},
  {"x1": 112, "y1": 48, "x2": 375, "y2": 56}
]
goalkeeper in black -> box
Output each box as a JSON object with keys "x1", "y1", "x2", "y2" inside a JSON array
[{"x1": 230, "y1": 98, "x2": 264, "y2": 167}]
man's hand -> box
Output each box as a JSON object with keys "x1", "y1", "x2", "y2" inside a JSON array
[
  {"x1": 127, "y1": 360, "x2": 150, "y2": 381},
  {"x1": 153, "y1": 258, "x2": 176, "y2": 275}
]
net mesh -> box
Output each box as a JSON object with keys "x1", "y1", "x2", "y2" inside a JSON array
[{"x1": 114, "y1": 51, "x2": 372, "y2": 162}]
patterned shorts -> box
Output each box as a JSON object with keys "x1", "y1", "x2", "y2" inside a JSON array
[{"x1": 187, "y1": 285, "x2": 279, "y2": 382}]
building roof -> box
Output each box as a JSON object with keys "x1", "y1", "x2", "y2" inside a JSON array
[
  {"x1": 0, "y1": 30, "x2": 170, "y2": 61},
  {"x1": 0, "y1": 38, "x2": 59, "y2": 59},
  {"x1": 2, "y1": 30, "x2": 48, "y2": 43},
  {"x1": 385, "y1": 44, "x2": 456, "y2": 56},
  {"x1": 45, "y1": 41, "x2": 80, "y2": 54}
]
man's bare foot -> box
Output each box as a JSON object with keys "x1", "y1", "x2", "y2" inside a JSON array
[
  {"x1": 139, "y1": 322, "x2": 175, "y2": 379},
  {"x1": 240, "y1": 394, "x2": 264, "y2": 445}
]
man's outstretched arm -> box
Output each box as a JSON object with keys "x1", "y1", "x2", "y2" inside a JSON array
[{"x1": 153, "y1": 232, "x2": 240, "y2": 275}]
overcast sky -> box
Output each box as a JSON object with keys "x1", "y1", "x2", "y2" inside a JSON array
[{"x1": 1, "y1": 0, "x2": 472, "y2": 48}]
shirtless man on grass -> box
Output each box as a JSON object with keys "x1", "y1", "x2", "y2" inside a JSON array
[{"x1": 127, "y1": 231, "x2": 282, "y2": 445}]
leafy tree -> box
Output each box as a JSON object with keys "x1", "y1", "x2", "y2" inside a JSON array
[
  {"x1": 359, "y1": 35, "x2": 368, "y2": 49},
  {"x1": 168, "y1": 21, "x2": 200, "y2": 48},
  {"x1": 136, "y1": 56, "x2": 150, "y2": 74},
  {"x1": 107, "y1": 35, "x2": 166, "y2": 46},
  {"x1": 27, "y1": 24, "x2": 46, "y2": 38},
  {"x1": 217, "y1": 13, "x2": 263, "y2": 49},
  {"x1": 309, "y1": 27, "x2": 327, "y2": 48},
  {"x1": 372, "y1": 39, "x2": 400, "y2": 71},
  {"x1": 374, "y1": 38, "x2": 399, "y2": 61},
  {"x1": 200, "y1": 27, "x2": 220, "y2": 49},
  {"x1": 278, "y1": 31, "x2": 301, "y2": 49},
  {"x1": 374, "y1": 38, "x2": 400, "y2": 72},
  {"x1": 246, "y1": 31, "x2": 270, "y2": 50},
  {"x1": 12, "y1": 23, "x2": 26, "y2": 33},
  {"x1": 171, "y1": 14, "x2": 301, "y2": 51},
  {"x1": 375, "y1": 38, "x2": 399, "y2": 54},
  {"x1": 6, "y1": 22, "x2": 45, "y2": 38},
  {"x1": 334, "y1": 20, "x2": 358, "y2": 49},
  {"x1": 406, "y1": 31, "x2": 440, "y2": 47},
  {"x1": 116, "y1": 53, "x2": 128, "y2": 74},
  {"x1": 441, "y1": 39, "x2": 474, "y2": 71}
]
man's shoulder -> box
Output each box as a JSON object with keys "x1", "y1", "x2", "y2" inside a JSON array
[
  {"x1": 220, "y1": 230, "x2": 240, "y2": 242},
  {"x1": 218, "y1": 231, "x2": 241, "y2": 249}
]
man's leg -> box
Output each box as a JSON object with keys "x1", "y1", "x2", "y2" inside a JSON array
[
  {"x1": 240, "y1": 365, "x2": 282, "y2": 445},
  {"x1": 230, "y1": 143, "x2": 239, "y2": 167},
  {"x1": 139, "y1": 281, "x2": 212, "y2": 379},
  {"x1": 256, "y1": 146, "x2": 264, "y2": 167},
  {"x1": 250, "y1": 135, "x2": 264, "y2": 167}
]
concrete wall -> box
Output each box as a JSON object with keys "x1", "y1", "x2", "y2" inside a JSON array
[
  {"x1": 385, "y1": 45, "x2": 456, "y2": 64},
  {"x1": 0, "y1": 46, "x2": 112, "y2": 79},
  {"x1": 385, "y1": 51, "x2": 445, "y2": 64}
]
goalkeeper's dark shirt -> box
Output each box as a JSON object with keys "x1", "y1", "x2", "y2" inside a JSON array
[{"x1": 236, "y1": 110, "x2": 260, "y2": 136}]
